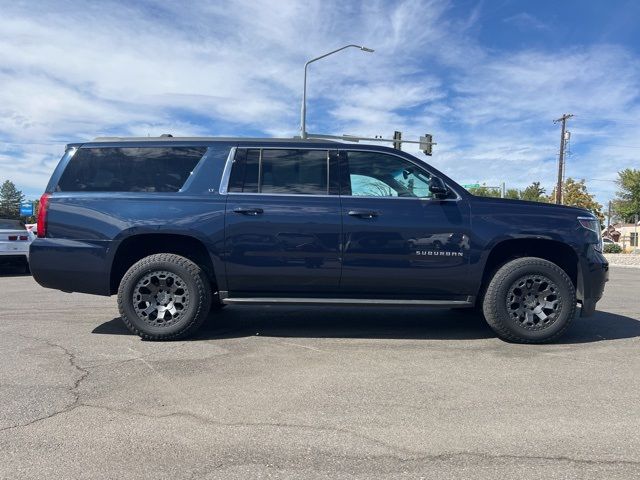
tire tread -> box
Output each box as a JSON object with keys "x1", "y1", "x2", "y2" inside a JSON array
[
  {"x1": 117, "y1": 253, "x2": 211, "y2": 341},
  {"x1": 482, "y1": 257, "x2": 576, "y2": 344}
]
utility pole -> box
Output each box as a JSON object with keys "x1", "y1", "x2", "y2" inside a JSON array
[
  {"x1": 553, "y1": 113, "x2": 573, "y2": 204},
  {"x1": 607, "y1": 200, "x2": 612, "y2": 228}
]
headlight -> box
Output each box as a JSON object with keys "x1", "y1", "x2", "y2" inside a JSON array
[{"x1": 578, "y1": 216, "x2": 602, "y2": 252}]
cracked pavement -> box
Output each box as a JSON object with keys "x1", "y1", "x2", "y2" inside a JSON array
[{"x1": 0, "y1": 268, "x2": 639, "y2": 479}]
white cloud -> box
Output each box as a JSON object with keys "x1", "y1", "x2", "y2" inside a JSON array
[
  {"x1": 0, "y1": 0, "x2": 638, "y2": 207},
  {"x1": 503, "y1": 12, "x2": 550, "y2": 31}
]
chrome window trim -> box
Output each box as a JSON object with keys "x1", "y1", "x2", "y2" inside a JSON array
[
  {"x1": 226, "y1": 192, "x2": 341, "y2": 198},
  {"x1": 219, "y1": 145, "x2": 462, "y2": 201},
  {"x1": 257, "y1": 148, "x2": 263, "y2": 192},
  {"x1": 218, "y1": 147, "x2": 237, "y2": 195}
]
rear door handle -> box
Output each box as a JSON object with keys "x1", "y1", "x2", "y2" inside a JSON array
[
  {"x1": 233, "y1": 207, "x2": 264, "y2": 215},
  {"x1": 348, "y1": 209, "x2": 378, "y2": 219}
]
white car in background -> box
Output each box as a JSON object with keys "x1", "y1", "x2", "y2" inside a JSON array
[{"x1": 0, "y1": 219, "x2": 33, "y2": 272}]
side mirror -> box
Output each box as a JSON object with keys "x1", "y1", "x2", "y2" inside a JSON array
[{"x1": 429, "y1": 176, "x2": 449, "y2": 199}]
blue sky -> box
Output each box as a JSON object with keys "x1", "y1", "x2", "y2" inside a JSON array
[{"x1": 1, "y1": 0, "x2": 639, "y2": 206}]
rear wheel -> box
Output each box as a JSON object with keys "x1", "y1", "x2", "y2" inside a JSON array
[
  {"x1": 118, "y1": 254, "x2": 211, "y2": 340},
  {"x1": 482, "y1": 257, "x2": 576, "y2": 343}
]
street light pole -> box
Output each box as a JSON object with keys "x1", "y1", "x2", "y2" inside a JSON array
[{"x1": 300, "y1": 44, "x2": 374, "y2": 139}]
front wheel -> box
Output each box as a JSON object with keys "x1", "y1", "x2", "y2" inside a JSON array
[
  {"x1": 482, "y1": 257, "x2": 576, "y2": 343},
  {"x1": 117, "y1": 254, "x2": 211, "y2": 340}
]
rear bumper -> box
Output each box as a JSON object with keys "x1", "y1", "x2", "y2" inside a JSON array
[
  {"x1": 0, "y1": 243, "x2": 30, "y2": 259},
  {"x1": 577, "y1": 248, "x2": 609, "y2": 317},
  {"x1": 29, "y1": 238, "x2": 112, "y2": 295}
]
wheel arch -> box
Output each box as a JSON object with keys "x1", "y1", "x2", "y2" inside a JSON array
[
  {"x1": 109, "y1": 233, "x2": 219, "y2": 295},
  {"x1": 480, "y1": 238, "x2": 579, "y2": 294}
]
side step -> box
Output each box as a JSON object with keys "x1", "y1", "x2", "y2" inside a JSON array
[{"x1": 221, "y1": 297, "x2": 474, "y2": 307}]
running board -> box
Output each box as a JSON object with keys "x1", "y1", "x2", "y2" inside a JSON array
[{"x1": 221, "y1": 297, "x2": 474, "y2": 307}]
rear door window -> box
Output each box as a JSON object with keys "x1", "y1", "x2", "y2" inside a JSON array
[
  {"x1": 228, "y1": 149, "x2": 329, "y2": 195},
  {"x1": 57, "y1": 147, "x2": 207, "y2": 192}
]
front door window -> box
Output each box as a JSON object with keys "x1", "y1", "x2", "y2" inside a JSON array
[{"x1": 345, "y1": 151, "x2": 432, "y2": 198}]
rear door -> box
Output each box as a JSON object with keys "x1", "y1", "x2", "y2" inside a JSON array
[
  {"x1": 223, "y1": 147, "x2": 342, "y2": 295},
  {"x1": 338, "y1": 149, "x2": 472, "y2": 299}
]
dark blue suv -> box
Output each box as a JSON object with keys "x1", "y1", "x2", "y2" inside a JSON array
[{"x1": 30, "y1": 137, "x2": 608, "y2": 343}]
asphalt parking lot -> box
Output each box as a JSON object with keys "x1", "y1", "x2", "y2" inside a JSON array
[{"x1": 0, "y1": 267, "x2": 638, "y2": 479}]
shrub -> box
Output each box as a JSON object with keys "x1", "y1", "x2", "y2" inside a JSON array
[{"x1": 603, "y1": 243, "x2": 623, "y2": 254}]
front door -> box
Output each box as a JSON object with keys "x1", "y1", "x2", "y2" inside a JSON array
[
  {"x1": 224, "y1": 147, "x2": 342, "y2": 295},
  {"x1": 338, "y1": 149, "x2": 472, "y2": 299}
]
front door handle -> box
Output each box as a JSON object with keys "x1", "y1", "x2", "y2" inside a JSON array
[
  {"x1": 348, "y1": 209, "x2": 378, "y2": 219},
  {"x1": 233, "y1": 207, "x2": 264, "y2": 216}
]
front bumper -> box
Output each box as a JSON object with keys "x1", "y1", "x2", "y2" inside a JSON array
[{"x1": 577, "y1": 248, "x2": 609, "y2": 317}]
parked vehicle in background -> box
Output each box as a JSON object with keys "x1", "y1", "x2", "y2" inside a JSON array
[
  {"x1": 0, "y1": 218, "x2": 32, "y2": 272},
  {"x1": 30, "y1": 136, "x2": 608, "y2": 343}
]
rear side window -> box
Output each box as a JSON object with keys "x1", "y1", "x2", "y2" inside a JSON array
[
  {"x1": 228, "y1": 149, "x2": 328, "y2": 195},
  {"x1": 57, "y1": 147, "x2": 207, "y2": 192}
]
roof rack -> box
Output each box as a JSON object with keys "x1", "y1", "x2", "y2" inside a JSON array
[{"x1": 304, "y1": 133, "x2": 436, "y2": 155}]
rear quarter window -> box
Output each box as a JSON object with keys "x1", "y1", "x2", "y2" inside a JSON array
[{"x1": 56, "y1": 147, "x2": 207, "y2": 192}]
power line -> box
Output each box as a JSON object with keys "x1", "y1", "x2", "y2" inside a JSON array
[{"x1": 568, "y1": 115, "x2": 640, "y2": 128}]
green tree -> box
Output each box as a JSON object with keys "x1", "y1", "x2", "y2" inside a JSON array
[
  {"x1": 0, "y1": 180, "x2": 24, "y2": 219},
  {"x1": 504, "y1": 188, "x2": 520, "y2": 199},
  {"x1": 613, "y1": 168, "x2": 640, "y2": 222},
  {"x1": 468, "y1": 184, "x2": 501, "y2": 198},
  {"x1": 549, "y1": 178, "x2": 604, "y2": 221},
  {"x1": 520, "y1": 182, "x2": 548, "y2": 203}
]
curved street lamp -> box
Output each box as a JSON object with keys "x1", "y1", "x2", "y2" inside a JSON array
[{"x1": 300, "y1": 44, "x2": 374, "y2": 139}]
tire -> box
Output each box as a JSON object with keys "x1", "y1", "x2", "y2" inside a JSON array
[
  {"x1": 482, "y1": 257, "x2": 576, "y2": 343},
  {"x1": 117, "y1": 253, "x2": 212, "y2": 340}
]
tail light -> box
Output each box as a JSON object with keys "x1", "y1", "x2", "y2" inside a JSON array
[{"x1": 37, "y1": 193, "x2": 51, "y2": 238}]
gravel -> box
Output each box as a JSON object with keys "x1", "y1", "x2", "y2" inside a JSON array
[{"x1": 604, "y1": 253, "x2": 640, "y2": 268}]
